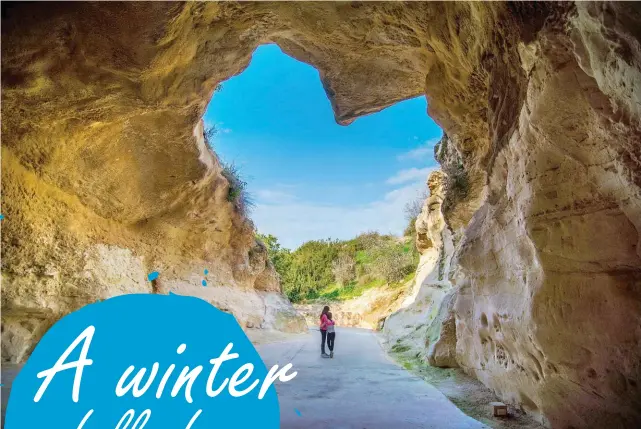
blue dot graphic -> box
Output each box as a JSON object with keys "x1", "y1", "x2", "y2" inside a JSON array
[
  {"x1": 294, "y1": 409, "x2": 302, "y2": 417},
  {"x1": 0, "y1": 214, "x2": 5, "y2": 220},
  {"x1": 204, "y1": 269, "x2": 209, "y2": 275},
  {"x1": 202, "y1": 280, "x2": 207, "y2": 287},
  {"x1": 147, "y1": 271, "x2": 159, "y2": 281}
]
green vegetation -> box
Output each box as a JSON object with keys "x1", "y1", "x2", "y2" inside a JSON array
[
  {"x1": 256, "y1": 231, "x2": 420, "y2": 303},
  {"x1": 315, "y1": 277, "x2": 387, "y2": 301},
  {"x1": 434, "y1": 134, "x2": 470, "y2": 210},
  {"x1": 391, "y1": 343, "x2": 411, "y2": 353},
  {"x1": 403, "y1": 186, "x2": 427, "y2": 238},
  {"x1": 221, "y1": 162, "x2": 253, "y2": 215},
  {"x1": 203, "y1": 108, "x2": 253, "y2": 216},
  {"x1": 403, "y1": 217, "x2": 417, "y2": 237},
  {"x1": 448, "y1": 160, "x2": 469, "y2": 199},
  {"x1": 255, "y1": 233, "x2": 291, "y2": 276},
  {"x1": 389, "y1": 346, "x2": 539, "y2": 428}
]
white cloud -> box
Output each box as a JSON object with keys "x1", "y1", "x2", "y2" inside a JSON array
[
  {"x1": 386, "y1": 167, "x2": 437, "y2": 185},
  {"x1": 251, "y1": 181, "x2": 429, "y2": 250},
  {"x1": 397, "y1": 138, "x2": 441, "y2": 161},
  {"x1": 255, "y1": 189, "x2": 297, "y2": 204}
]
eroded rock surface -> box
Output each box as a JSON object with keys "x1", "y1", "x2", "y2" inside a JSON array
[
  {"x1": 455, "y1": 7, "x2": 641, "y2": 426},
  {"x1": 2, "y1": 2, "x2": 640, "y2": 428},
  {"x1": 382, "y1": 170, "x2": 460, "y2": 369}
]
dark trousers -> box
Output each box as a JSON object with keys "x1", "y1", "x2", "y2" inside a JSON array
[
  {"x1": 320, "y1": 329, "x2": 327, "y2": 354},
  {"x1": 327, "y1": 332, "x2": 336, "y2": 352}
]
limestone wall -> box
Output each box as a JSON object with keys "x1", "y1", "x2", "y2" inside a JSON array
[
  {"x1": 2, "y1": 2, "x2": 640, "y2": 427},
  {"x1": 382, "y1": 169, "x2": 460, "y2": 368}
]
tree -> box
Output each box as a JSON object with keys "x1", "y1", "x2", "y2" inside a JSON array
[
  {"x1": 332, "y1": 253, "x2": 356, "y2": 286},
  {"x1": 403, "y1": 187, "x2": 428, "y2": 236},
  {"x1": 256, "y1": 233, "x2": 292, "y2": 280},
  {"x1": 404, "y1": 188, "x2": 428, "y2": 222}
]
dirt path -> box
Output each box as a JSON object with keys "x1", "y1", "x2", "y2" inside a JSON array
[{"x1": 257, "y1": 327, "x2": 487, "y2": 428}]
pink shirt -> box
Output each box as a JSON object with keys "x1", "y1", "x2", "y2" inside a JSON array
[{"x1": 320, "y1": 314, "x2": 329, "y2": 330}]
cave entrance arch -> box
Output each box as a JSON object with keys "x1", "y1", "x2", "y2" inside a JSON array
[
  {"x1": 201, "y1": 43, "x2": 442, "y2": 250},
  {"x1": 3, "y1": 3, "x2": 641, "y2": 428}
]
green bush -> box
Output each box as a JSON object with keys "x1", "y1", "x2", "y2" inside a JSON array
[
  {"x1": 391, "y1": 343, "x2": 411, "y2": 353},
  {"x1": 369, "y1": 242, "x2": 417, "y2": 283},
  {"x1": 278, "y1": 239, "x2": 340, "y2": 302},
  {"x1": 257, "y1": 231, "x2": 419, "y2": 303},
  {"x1": 350, "y1": 231, "x2": 391, "y2": 250},
  {"x1": 332, "y1": 253, "x2": 356, "y2": 286},
  {"x1": 221, "y1": 162, "x2": 253, "y2": 215},
  {"x1": 403, "y1": 217, "x2": 417, "y2": 237},
  {"x1": 203, "y1": 123, "x2": 253, "y2": 216},
  {"x1": 256, "y1": 233, "x2": 292, "y2": 280}
]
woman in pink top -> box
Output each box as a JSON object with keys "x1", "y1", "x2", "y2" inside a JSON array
[
  {"x1": 319, "y1": 305, "x2": 330, "y2": 358},
  {"x1": 326, "y1": 312, "x2": 336, "y2": 358}
]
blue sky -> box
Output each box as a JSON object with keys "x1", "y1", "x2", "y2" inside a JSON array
[{"x1": 203, "y1": 44, "x2": 442, "y2": 249}]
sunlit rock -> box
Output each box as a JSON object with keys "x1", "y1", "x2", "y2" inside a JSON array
[{"x1": 2, "y1": 2, "x2": 640, "y2": 427}]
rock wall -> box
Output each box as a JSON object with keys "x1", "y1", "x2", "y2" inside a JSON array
[
  {"x1": 455, "y1": 6, "x2": 641, "y2": 426},
  {"x1": 382, "y1": 169, "x2": 460, "y2": 368},
  {"x1": 1, "y1": 124, "x2": 307, "y2": 363},
  {"x1": 392, "y1": 4, "x2": 641, "y2": 427},
  {"x1": 2, "y1": 2, "x2": 640, "y2": 427}
]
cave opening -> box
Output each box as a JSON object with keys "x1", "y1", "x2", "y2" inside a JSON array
[{"x1": 201, "y1": 43, "x2": 443, "y2": 251}]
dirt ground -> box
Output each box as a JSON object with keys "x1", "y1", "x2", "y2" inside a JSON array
[{"x1": 387, "y1": 348, "x2": 545, "y2": 429}]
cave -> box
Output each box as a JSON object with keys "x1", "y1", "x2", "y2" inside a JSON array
[{"x1": 2, "y1": 2, "x2": 640, "y2": 428}]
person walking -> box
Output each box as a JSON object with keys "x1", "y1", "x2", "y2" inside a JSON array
[{"x1": 319, "y1": 305, "x2": 330, "y2": 358}]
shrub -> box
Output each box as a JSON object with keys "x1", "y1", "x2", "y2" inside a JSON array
[
  {"x1": 201, "y1": 122, "x2": 253, "y2": 216},
  {"x1": 332, "y1": 253, "x2": 356, "y2": 286},
  {"x1": 280, "y1": 239, "x2": 340, "y2": 302},
  {"x1": 370, "y1": 242, "x2": 417, "y2": 283},
  {"x1": 221, "y1": 162, "x2": 253, "y2": 215},
  {"x1": 204, "y1": 126, "x2": 217, "y2": 145},
  {"x1": 403, "y1": 217, "x2": 417, "y2": 237},
  {"x1": 256, "y1": 233, "x2": 292, "y2": 278},
  {"x1": 391, "y1": 343, "x2": 411, "y2": 353},
  {"x1": 448, "y1": 162, "x2": 469, "y2": 198},
  {"x1": 263, "y1": 230, "x2": 421, "y2": 303},
  {"x1": 351, "y1": 231, "x2": 391, "y2": 250}
]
